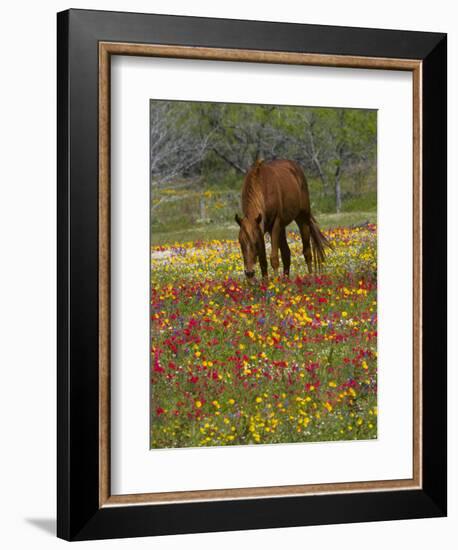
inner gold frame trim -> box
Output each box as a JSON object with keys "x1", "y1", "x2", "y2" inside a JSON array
[{"x1": 99, "y1": 42, "x2": 422, "y2": 508}]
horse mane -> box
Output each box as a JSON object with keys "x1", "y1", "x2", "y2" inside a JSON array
[{"x1": 241, "y1": 159, "x2": 265, "y2": 220}]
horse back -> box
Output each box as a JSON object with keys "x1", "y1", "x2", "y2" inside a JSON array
[{"x1": 259, "y1": 160, "x2": 310, "y2": 224}]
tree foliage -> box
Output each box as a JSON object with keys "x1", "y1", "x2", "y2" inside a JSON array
[{"x1": 150, "y1": 100, "x2": 376, "y2": 213}]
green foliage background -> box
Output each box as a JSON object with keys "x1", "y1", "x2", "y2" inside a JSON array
[{"x1": 150, "y1": 100, "x2": 377, "y2": 244}]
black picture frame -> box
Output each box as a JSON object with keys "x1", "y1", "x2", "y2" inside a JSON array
[{"x1": 57, "y1": 8, "x2": 447, "y2": 541}]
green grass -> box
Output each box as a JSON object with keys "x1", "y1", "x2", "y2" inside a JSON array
[
  {"x1": 151, "y1": 211, "x2": 377, "y2": 246},
  {"x1": 151, "y1": 174, "x2": 376, "y2": 245}
]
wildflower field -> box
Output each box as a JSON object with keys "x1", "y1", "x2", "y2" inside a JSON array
[{"x1": 151, "y1": 224, "x2": 377, "y2": 448}]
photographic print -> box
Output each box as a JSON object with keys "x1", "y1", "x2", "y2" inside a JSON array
[{"x1": 150, "y1": 100, "x2": 377, "y2": 449}]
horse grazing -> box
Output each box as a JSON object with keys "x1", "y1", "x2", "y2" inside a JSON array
[{"x1": 235, "y1": 159, "x2": 330, "y2": 280}]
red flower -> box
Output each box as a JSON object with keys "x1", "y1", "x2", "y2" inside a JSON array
[{"x1": 156, "y1": 407, "x2": 165, "y2": 416}]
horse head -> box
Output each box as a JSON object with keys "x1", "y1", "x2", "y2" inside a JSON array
[{"x1": 235, "y1": 213, "x2": 263, "y2": 280}]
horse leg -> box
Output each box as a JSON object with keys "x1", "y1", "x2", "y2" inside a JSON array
[
  {"x1": 270, "y1": 218, "x2": 281, "y2": 276},
  {"x1": 258, "y1": 242, "x2": 269, "y2": 281},
  {"x1": 296, "y1": 217, "x2": 313, "y2": 273},
  {"x1": 279, "y1": 227, "x2": 291, "y2": 277}
]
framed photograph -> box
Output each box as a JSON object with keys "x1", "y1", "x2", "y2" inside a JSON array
[{"x1": 57, "y1": 9, "x2": 447, "y2": 541}]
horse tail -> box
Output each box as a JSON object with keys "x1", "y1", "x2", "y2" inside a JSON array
[{"x1": 309, "y1": 214, "x2": 332, "y2": 271}]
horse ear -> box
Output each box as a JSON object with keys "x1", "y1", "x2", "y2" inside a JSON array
[
  {"x1": 235, "y1": 213, "x2": 242, "y2": 226},
  {"x1": 255, "y1": 213, "x2": 262, "y2": 225}
]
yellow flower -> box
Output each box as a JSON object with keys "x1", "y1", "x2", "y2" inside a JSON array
[
  {"x1": 228, "y1": 398, "x2": 235, "y2": 405},
  {"x1": 255, "y1": 397, "x2": 262, "y2": 403},
  {"x1": 342, "y1": 311, "x2": 348, "y2": 318},
  {"x1": 195, "y1": 400, "x2": 202, "y2": 408}
]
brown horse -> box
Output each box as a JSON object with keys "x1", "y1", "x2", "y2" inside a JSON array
[{"x1": 235, "y1": 159, "x2": 330, "y2": 280}]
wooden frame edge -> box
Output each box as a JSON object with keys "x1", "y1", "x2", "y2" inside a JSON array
[
  {"x1": 100, "y1": 42, "x2": 420, "y2": 70},
  {"x1": 104, "y1": 478, "x2": 421, "y2": 507},
  {"x1": 412, "y1": 63, "x2": 423, "y2": 488},
  {"x1": 99, "y1": 42, "x2": 111, "y2": 507},
  {"x1": 98, "y1": 42, "x2": 423, "y2": 508}
]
